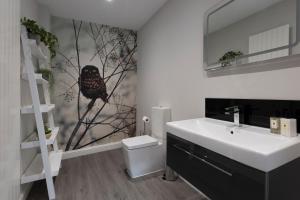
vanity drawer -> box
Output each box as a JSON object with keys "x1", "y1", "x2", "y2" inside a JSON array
[
  {"x1": 167, "y1": 133, "x2": 193, "y2": 153},
  {"x1": 167, "y1": 134, "x2": 193, "y2": 178},
  {"x1": 193, "y1": 145, "x2": 233, "y2": 175},
  {"x1": 167, "y1": 142, "x2": 191, "y2": 179},
  {"x1": 231, "y1": 173, "x2": 265, "y2": 200},
  {"x1": 167, "y1": 134, "x2": 232, "y2": 199},
  {"x1": 193, "y1": 142, "x2": 265, "y2": 185},
  {"x1": 189, "y1": 153, "x2": 232, "y2": 200},
  {"x1": 167, "y1": 133, "x2": 266, "y2": 200}
]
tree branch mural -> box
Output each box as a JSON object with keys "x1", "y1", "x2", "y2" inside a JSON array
[{"x1": 52, "y1": 17, "x2": 137, "y2": 151}]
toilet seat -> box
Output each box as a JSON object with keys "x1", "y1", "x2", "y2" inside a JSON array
[{"x1": 122, "y1": 135, "x2": 158, "y2": 150}]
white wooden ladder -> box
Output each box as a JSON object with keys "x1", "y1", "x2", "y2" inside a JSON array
[{"x1": 20, "y1": 26, "x2": 62, "y2": 200}]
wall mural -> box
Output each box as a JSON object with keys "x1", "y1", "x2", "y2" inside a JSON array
[{"x1": 51, "y1": 17, "x2": 137, "y2": 151}]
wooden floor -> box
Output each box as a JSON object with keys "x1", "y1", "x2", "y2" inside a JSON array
[{"x1": 27, "y1": 149, "x2": 207, "y2": 200}]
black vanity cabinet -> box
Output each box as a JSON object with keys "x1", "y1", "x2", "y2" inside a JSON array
[{"x1": 167, "y1": 133, "x2": 300, "y2": 200}]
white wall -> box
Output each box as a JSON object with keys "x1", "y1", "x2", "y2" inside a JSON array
[
  {"x1": 0, "y1": 1, "x2": 20, "y2": 200},
  {"x1": 38, "y1": 5, "x2": 51, "y2": 31},
  {"x1": 21, "y1": 0, "x2": 51, "y2": 30},
  {"x1": 21, "y1": 0, "x2": 39, "y2": 21},
  {"x1": 137, "y1": 0, "x2": 300, "y2": 134}
]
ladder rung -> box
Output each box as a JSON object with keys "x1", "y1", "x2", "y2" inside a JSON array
[
  {"x1": 21, "y1": 127, "x2": 60, "y2": 149},
  {"x1": 22, "y1": 73, "x2": 48, "y2": 84},
  {"x1": 21, "y1": 104, "x2": 55, "y2": 114},
  {"x1": 21, "y1": 150, "x2": 63, "y2": 184}
]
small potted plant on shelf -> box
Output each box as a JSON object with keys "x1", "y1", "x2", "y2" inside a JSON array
[
  {"x1": 34, "y1": 125, "x2": 52, "y2": 139},
  {"x1": 219, "y1": 50, "x2": 243, "y2": 67},
  {"x1": 45, "y1": 126, "x2": 52, "y2": 139},
  {"x1": 36, "y1": 68, "x2": 54, "y2": 88},
  {"x1": 21, "y1": 17, "x2": 59, "y2": 59}
]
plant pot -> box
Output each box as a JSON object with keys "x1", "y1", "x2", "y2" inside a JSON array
[
  {"x1": 28, "y1": 32, "x2": 41, "y2": 44},
  {"x1": 45, "y1": 132, "x2": 52, "y2": 139}
]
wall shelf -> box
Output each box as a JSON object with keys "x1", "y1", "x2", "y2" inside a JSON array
[
  {"x1": 22, "y1": 73, "x2": 48, "y2": 85},
  {"x1": 205, "y1": 54, "x2": 300, "y2": 77},
  {"x1": 21, "y1": 150, "x2": 63, "y2": 184},
  {"x1": 21, "y1": 104, "x2": 55, "y2": 114},
  {"x1": 21, "y1": 127, "x2": 59, "y2": 149}
]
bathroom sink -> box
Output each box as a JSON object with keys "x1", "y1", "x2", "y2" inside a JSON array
[{"x1": 166, "y1": 118, "x2": 300, "y2": 172}]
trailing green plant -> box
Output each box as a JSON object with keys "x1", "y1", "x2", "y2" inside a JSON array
[
  {"x1": 219, "y1": 50, "x2": 243, "y2": 66},
  {"x1": 36, "y1": 68, "x2": 54, "y2": 88},
  {"x1": 21, "y1": 17, "x2": 58, "y2": 59}
]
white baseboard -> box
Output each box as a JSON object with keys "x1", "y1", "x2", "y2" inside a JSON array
[{"x1": 62, "y1": 141, "x2": 122, "y2": 160}]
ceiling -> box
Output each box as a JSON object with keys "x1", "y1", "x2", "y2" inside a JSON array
[
  {"x1": 37, "y1": 0, "x2": 168, "y2": 30},
  {"x1": 208, "y1": 0, "x2": 284, "y2": 33}
]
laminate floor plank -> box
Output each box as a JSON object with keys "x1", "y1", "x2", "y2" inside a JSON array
[{"x1": 26, "y1": 149, "x2": 207, "y2": 200}]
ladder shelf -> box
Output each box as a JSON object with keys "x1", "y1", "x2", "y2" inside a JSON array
[{"x1": 20, "y1": 25, "x2": 61, "y2": 200}]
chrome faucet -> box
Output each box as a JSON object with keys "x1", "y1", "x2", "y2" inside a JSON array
[{"x1": 225, "y1": 106, "x2": 241, "y2": 127}]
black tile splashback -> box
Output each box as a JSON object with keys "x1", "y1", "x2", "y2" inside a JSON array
[{"x1": 205, "y1": 98, "x2": 300, "y2": 132}]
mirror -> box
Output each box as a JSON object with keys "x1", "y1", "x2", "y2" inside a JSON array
[{"x1": 204, "y1": 0, "x2": 300, "y2": 70}]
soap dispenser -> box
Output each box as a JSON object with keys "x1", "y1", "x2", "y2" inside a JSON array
[
  {"x1": 280, "y1": 118, "x2": 297, "y2": 137},
  {"x1": 270, "y1": 117, "x2": 280, "y2": 134}
]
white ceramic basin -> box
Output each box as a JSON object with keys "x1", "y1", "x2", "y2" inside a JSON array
[{"x1": 166, "y1": 118, "x2": 300, "y2": 172}]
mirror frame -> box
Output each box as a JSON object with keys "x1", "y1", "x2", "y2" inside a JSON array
[{"x1": 204, "y1": 0, "x2": 300, "y2": 71}]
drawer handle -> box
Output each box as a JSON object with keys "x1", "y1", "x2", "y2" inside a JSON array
[
  {"x1": 172, "y1": 144, "x2": 192, "y2": 155},
  {"x1": 192, "y1": 154, "x2": 232, "y2": 177}
]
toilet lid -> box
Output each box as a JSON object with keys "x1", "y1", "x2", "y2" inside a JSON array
[{"x1": 122, "y1": 135, "x2": 159, "y2": 150}]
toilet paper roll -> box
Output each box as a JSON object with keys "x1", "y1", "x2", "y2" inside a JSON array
[{"x1": 142, "y1": 116, "x2": 150, "y2": 123}]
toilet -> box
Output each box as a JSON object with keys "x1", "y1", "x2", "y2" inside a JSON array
[{"x1": 122, "y1": 107, "x2": 171, "y2": 179}]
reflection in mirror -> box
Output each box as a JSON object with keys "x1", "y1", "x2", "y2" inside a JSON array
[{"x1": 204, "y1": 0, "x2": 299, "y2": 69}]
